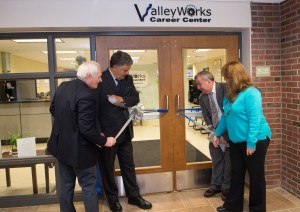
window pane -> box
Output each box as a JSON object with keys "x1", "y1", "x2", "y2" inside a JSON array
[
  {"x1": 55, "y1": 38, "x2": 90, "y2": 72},
  {"x1": 183, "y1": 48, "x2": 226, "y2": 163},
  {"x1": 56, "y1": 78, "x2": 75, "y2": 87},
  {"x1": 36, "y1": 79, "x2": 50, "y2": 100},
  {"x1": 0, "y1": 80, "x2": 52, "y2": 141},
  {"x1": 0, "y1": 39, "x2": 49, "y2": 73},
  {"x1": 0, "y1": 79, "x2": 50, "y2": 102},
  {"x1": 108, "y1": 49, "x2": 161, "y2": 169}
]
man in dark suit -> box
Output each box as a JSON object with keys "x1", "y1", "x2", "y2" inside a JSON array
[
  {"x1": 194, "y1": 70, "x2": 231, "y2": 201},
  {"x1": 97, "y1": 51, "x2": 152, "y2": 212},
  {"x1": 47, "y1": 61, "x2": 116, "y2": 212}
]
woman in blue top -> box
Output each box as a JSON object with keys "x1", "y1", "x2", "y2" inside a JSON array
[{"x1": 214, "y1": 61, "x2": 271, "y2": 212}]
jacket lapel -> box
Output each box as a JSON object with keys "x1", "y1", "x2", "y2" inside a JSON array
[
  {"x1": 215, "y1": 83, "x2": 222, "y2": 109},
  {"x1": 103, "y1": 69, "x2": 118, "y2": 93}
]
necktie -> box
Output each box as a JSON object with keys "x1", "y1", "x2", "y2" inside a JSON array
[
  {"x1": 115, "y1": 79, "x2": 121, "y2": 94},
  {"x1": 208, "y1": 93, "x2": 219, "y2": 128}
]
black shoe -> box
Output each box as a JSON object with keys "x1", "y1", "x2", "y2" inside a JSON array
[
  {"x1": 217, "y1": 206, "x2": 231, "y2": 212},
  {"x1": 108, "y1": 199, "x2": 122, "y2": 212},
  {"x1": 204, "y1": 188, "x2": 221, "y2": 197},
  {"x1": 221, "y1": 193, "x2": 226, "y2": 201},
  {"x1": 128, "y1": 196, "x2": 152, "y2": 209},
  {"x1": 221, "y1": 189, "x2": 229, "y2": 201}
]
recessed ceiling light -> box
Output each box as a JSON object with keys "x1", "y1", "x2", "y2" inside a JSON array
[
  {"x1": 132, "y1": 57, "x2": 140, "y2": 63},
  {"x1": 194, "y1": 49, "x2": 211, "y2": 52},
  {"x1": 42, "y1": 50, "x2": 78, "y2": 54},
  {"x1": 188, "y1": 55, "x2": 206, "y2": 58},
  {"x1": 59, "y1": 58, "x2": 75, "y2": 61},
  {"x1": 12, "y1": 39, "x2": 63, "y2": 43},
  {"x1": 114, "y1": 50, "x2": 146, "y2": 53}
]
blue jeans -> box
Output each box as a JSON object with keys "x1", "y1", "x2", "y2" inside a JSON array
[{"x1": 58, "y1": 161, "x2": 99, "y2": 212}]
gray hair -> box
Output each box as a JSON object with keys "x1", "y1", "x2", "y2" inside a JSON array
[
  {"x1": 194, "y1": 70, "x2": 214, "y2": 82},
  {"x1": 77, "y1": 61, "x2": 101, "y2": 80}
]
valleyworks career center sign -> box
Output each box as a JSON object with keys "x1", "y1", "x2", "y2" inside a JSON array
[{"x1": 134, "y1": 4, "x2": 212, "y2": 23}]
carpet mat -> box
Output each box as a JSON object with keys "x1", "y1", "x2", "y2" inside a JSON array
[{"x1": 115, "y1": 140, "x2": 211, "y2": 168}]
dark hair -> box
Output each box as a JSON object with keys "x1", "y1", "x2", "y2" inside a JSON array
[{"x1": 110, "y1": 51, "x2": 133, "y2": 68}]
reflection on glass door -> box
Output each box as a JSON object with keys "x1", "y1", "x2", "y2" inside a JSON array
[
  {"x1": 108, "y1": 49, "x2": 162, "y2": 169},
  {"x1": 183, "y1": 49, "x2": 226, "y2": 164}
]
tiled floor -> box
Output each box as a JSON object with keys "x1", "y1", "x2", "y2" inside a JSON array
[
  {"x1": 1, "y1": 187, "x2": 300, "y2": 211},
  {"x1": 1, "y1": 116, "x2": 300, "y2": 211}
]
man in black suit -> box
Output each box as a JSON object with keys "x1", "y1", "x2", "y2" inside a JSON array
[
  {"x1": 97, "y1": 51, "x2": 152, "y2": 212},
  {"x1": 47, "y1": 61, "x2": 116, "y2": 212},
  {"x1": 194, "y1": 70, "x2": 231, "y2": 201}
]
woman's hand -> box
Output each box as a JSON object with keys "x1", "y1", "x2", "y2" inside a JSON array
[
  {"x1": 212, "y1": 135, "x2": 219, "y2": 148},
  {"x1": 246, "y1": 148, "x2": 256, "y2": 156}
]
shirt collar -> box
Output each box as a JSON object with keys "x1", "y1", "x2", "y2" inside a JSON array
[
  {"x1": 109, "y1": 68, "x2": 117, "y2": 81},
  {"x1": 109, "y1": 68, "x2": 119, "y2": 85},
  {"x1": 211, "y1": 82, "x2": 216, "y2": 95}
]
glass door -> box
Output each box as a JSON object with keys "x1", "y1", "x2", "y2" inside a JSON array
[
  {"x1": 96, "y1": 35, "x2": 239, "y2": 193},
  {"x1": 96, "y1": 36, "x2": 175, "y2": 194},
  {"x1": 170, "y1": 35, "x2": 239, "y2": 190}
]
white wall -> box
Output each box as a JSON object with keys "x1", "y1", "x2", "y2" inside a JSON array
[{"x1": 0, "y1": 0, "x2": 251, "y2": 32}]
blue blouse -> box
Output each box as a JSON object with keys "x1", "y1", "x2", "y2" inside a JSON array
[{"x1": 214, "y1": 87, "x2": 271, "y2": 148}]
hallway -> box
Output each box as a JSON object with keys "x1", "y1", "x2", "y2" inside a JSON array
[{"x1": 1, "y1": 187, "x2": 300, "y2": 212}]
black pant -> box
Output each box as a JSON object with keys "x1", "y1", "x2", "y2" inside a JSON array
[
  {"x1": 224, "y1": 137, "x2": 270, "y2": 212},
  {"x1": 98, "y1": 134, "x2": 140, "y2": 201}
]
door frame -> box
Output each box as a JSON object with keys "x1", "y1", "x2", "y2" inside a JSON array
[{"x1": 96, "y1": 34, "x2": 239, "y2": 193}]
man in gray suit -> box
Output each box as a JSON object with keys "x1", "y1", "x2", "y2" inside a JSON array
[
  {"x1": 47, "y1": 61, "x2": 116, "y2": 212},
  {"x1": 194, "y1": 70, "x2": 231, "y2": 201}
]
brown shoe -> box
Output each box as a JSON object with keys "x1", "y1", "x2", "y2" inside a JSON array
[{"x1": 204, "y1": 188, "x2": 221, "y2": 197}]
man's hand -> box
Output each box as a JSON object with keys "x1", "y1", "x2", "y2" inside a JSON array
[
  {"x1": 212, "y1": 134, "x2": 219, "y2": 148},
  {"x1": 104, "y1": 137, "x2": 116, "y2": 147},
  {"x1": 108, "y1": 95, "x2": 124, "y2": 103}
]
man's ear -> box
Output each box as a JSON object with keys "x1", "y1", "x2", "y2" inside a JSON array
[{"x1": 86, "y1": 73, "x2": 92, "y2": 79}]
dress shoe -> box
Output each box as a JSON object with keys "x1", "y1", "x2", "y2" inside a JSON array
[
  {"x1": 108, "y1": 199, "x2": 122, "y2": 212},
  {"x1": 221, "y1": 189, "x2": 229, "y2": 201},
  {"x1": 217, "y1": 206, "x2": 231, "y2": 212},
  {"x1": 204, "y1": 187, "x2": 221, "y2": 197},
  {"x1": 221, "y1": 193, "x2": 227, "y2": 201},
  {"x1": 128, "y1": 196, "x2": 152, "y2": 209}
]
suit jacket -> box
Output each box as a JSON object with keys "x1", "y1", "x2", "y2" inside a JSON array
[
  {"x1": 97, "y1": 69, "x2": 139, "y2": 142},
  {"x1": 47, "y1": 79, "x2": 107, "y2": 168},
  {"x1": 199, "y1": 82, "x2": 229, "y2": 140}
]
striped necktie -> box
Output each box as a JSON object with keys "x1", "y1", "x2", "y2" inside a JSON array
[{"x1": 208, "y1": 93, "x2": 219, "y2": 128}]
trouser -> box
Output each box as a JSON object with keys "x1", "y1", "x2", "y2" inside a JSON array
[
  {"x1": 98, "y1": 135, "x2": 140, "y2": 201},
  {"x1": 209, "y1": 142, "x2": 231, "y2": 191},
  {"x1": 224, "y1": 137, "x2": 270, "y2": 212},
  {"x1": 58, "y1": 161, "x2": 99, "y2": 212}
]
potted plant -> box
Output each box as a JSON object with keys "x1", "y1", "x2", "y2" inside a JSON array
[{"x1": 8, "y1": 132, "x2": 22, "y2": 156}]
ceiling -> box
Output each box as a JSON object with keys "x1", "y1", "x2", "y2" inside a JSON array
[{"x1": 0, "y1": 38, "x2": 225, "y2": 71}]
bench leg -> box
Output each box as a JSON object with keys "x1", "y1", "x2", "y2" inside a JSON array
[
  {"x1": 45, "y1": 163, "x2": 50, "y2": 193},
  {"x1": 5, "y1": 168, "x2": 11, "y2": 187},
  {"x1": 31, "y1": 165, "x2": 38, "y2": 194}
]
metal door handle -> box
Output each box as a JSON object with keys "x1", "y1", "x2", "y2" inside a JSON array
[
  {"x1": 176, "y1": 94, "x2": 180, "y2": 116},
  {"x1": 164, "y1": 95, "x2": 169, "y2": 111}
]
